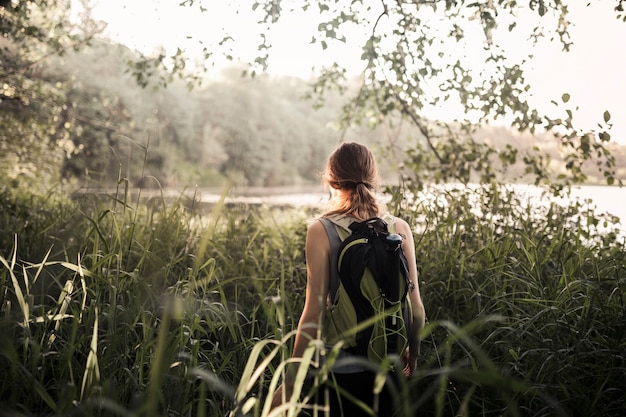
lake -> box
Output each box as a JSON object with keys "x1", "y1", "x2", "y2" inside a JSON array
[
  {"x1": 569, "y1": 185, "x2": 625, "y2": 223},
  {"x1": 193, "y1": 184, "x2": 624, "y2": 234}
]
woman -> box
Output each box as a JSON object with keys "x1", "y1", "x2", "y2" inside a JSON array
[{"x1": 271, "y1": 142, "x2": 426, "y2": 416}]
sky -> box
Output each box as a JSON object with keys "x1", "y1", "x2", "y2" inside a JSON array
[{"x1": 87, "y1": 0, "x2": 626, "y2": 145}]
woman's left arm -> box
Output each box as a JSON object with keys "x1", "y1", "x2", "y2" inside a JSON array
[
  {"x1": 291, "y1": 220, "x2": 330, "y2": 358},
  {"x1": 271, "y1": 220, "x2": 330, "y2": 408}
]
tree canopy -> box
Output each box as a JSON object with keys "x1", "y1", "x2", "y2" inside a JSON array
[
  {"x1": 178, "y1": 0, "x2": 624, "y2": 192},
  {"x1": 1, "y1": 0, "x2": 624, "y2": 192},
  {"x1": 0, "y1": 0, "x2": 103, "y2": 188}
]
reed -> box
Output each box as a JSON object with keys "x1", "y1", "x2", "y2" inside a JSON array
[{"x1": 0, "y1": 181, "x2": 624, "y2": 416}]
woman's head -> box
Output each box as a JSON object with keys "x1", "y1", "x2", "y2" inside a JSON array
[{"x1": 323, "y1": 142, "x2": 381, "y2": 219}]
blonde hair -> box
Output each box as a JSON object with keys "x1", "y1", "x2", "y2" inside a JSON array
[{"x1": 323, "y1": 142, "x2": 382, "y2": 220}]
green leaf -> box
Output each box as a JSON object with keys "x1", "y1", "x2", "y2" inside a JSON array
[
  {"x1": 603, "y1": 110, "x2": 611, "y2": 122},
  {"x1": 561, "y1": 93, "x2": 570, "y2": 103}
]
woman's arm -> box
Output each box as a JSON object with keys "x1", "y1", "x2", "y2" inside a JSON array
[
  {"x1": 291, "y1": 220, "x2": 330, "y2": 360},
  {"x1": 395, "y1": 218, "x2": 426, "y2": 374},
  {"x1": 271, "y1": 220, "x2": 329, "y2": 408}
]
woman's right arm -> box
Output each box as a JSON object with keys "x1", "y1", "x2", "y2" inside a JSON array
[{"x1": 396, "y1": 218, "x2": 426, "y2": 374}]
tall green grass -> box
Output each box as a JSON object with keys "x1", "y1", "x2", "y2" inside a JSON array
[
  {"x1": 0, "y1": 182, "x2": 624, "y2": 416},
  {"x1": 0, "y1": 184, "x2": 308, "y2": 416},
  {"x1": 396, "y1": 184, "x2": 625, "y2": 417}
]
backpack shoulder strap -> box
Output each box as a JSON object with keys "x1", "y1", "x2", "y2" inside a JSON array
[{"x1": 320, "y1": 218, "x2": 342, "y2": 305}]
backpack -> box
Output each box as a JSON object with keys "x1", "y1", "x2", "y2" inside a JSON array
[{"x1": 320, "y1": 217, "x2": 411, "y2": 366}]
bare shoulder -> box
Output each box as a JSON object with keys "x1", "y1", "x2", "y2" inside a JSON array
[
  {"x1": 306, "y1": 219, "x2": 330, "y2": 245},
  {"x1": 307, "y1": 218, "x2": 325, "y2": 234},
  {"x1": 391, "y1": 217, "x2": 412, "y2": 236},
  {"x1": 306, "y1": 219, "x2": 331, "y2": 265}
]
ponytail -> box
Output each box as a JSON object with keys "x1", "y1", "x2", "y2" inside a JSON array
[
  {"x1": 349, "y1": 182, "x2": 380, "y2": 219},
  {"x1": 323, "y1": 143, "x2": 382, "y2": 220}
]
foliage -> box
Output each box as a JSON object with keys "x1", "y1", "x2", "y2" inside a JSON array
[
  {"x1": 2, "y1": 2, "x2": 624, "y2": 415},
  {"x1": 3, "y1": 1, "x2": 626, "y2": 191},
  {"x1": 195, "y1": 71, "x2": 340, "y2": 187},
  {"x1": 0, "y1": 0, "x2": 104, "y2": 190},
  {"x1": 2, "y1": 19, "x2": 347, "y2": 189},
  {"x1": 7, "y1": 34, "x2": 626, "y2": 189},
  {"x1": 49, "y1": 40, "x2": 201, "y2": 187},
  {"x1": 0, "y1": 184, "x2": 310, "y2": 416},
  {"x1": 1, "y1": 177, "x2": 625, "y2": 416},
  {"x1": 395, "y1": 183, "x2": 625, "y2": 416},
  {"x1": 203, "y1": 0, "x2": 624, "y2": 193},
  {"x1": 56, "y1": 44, "x2": 357, "y2": 188}
]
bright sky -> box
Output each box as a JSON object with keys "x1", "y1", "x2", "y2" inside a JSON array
[{"x1": 87, "y1": 0, "x2": 626, "y2": 145}]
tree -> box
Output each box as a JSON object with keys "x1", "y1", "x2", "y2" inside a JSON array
[
  {"x1": 3, "y1": 1, "x2": 623, "y2": 192},
  {"x1": 0, "y1": 0, "x2": 104, "y2": 189},
  {"x1": 1, "y1": 0, "x2": 194, "y2": 189},
  {"x1": 177, "y1": 0, "x2": 623, "y2": 194}
]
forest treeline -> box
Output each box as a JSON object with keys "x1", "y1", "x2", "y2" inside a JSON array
[{"x1": 3, "y1": 38, "x2": 625, "y2": 191}]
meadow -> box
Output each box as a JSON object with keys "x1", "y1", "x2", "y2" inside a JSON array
[{"x1": 0, "y1": 182, "x2": 624, "y2": 417}]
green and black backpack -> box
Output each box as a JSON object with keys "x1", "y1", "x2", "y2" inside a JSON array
[{"x1": 320, "y1": 217, "x2": 412, "y2": 366}]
